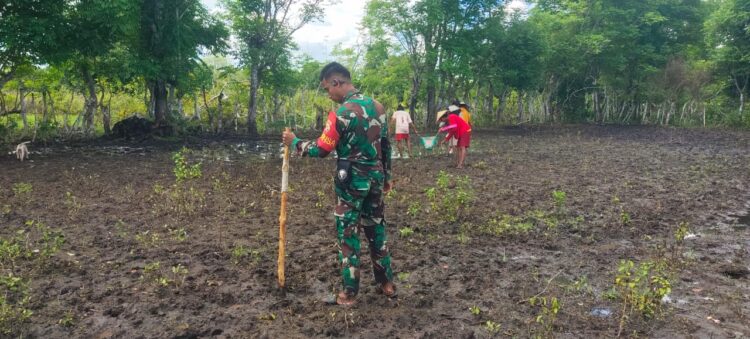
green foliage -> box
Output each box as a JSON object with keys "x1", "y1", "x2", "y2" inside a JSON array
[
  {"x1": 406, "y1": 201, "x2": 421, "y2": 217},
  {"x1": 484, "y1": 320, "x2": 501, "y2": 334},
  {"x1": 469, "y1": 305, "x2": 481, "y2": 316},
  {"x1": 0, "y1": 273, "x2": 33, "y2": 335},
  {"x1": 135, "y1": 230, "x2": 161, "y2": 248},
  {"x1": 614, "y1": 259, "x2": 672, "y2": 327},
  {"x1": 620, "y1": 211, "x2": 631, "y2": 226},
  {"x1": 230, "y1": 244, "x2": 261, "y2": 266},
  {"x1": 674, "y1": 222, "x2": 690, "y2": 244},
  {"x1": 58, "y1": 310, "x2": 75, "y2": 327},
  {"x1": 169, "y1": 227, "x2": 188, "y2": 242},
  {"x1": 171, "y1": 264, "x2": 189, "y2": 287},
  {"x1": 529, "y1": 295, "x2": 561, "y2": 338},
  {"x1": 552, "y1": 190, "x2": 567, "y2": 211},
  {"x1": 398, "y1": 227, "x2": 414, "y2": 238},
  {"x1": 481, "y1": 214, "x2": 535, "y2": 236},
  {"x1": 12, "y1": 182, "x2": 33, "y2": 197},
  {"x1": 0, "y1": 220, "x2": 65, "y2": 269},
  {"x1": 64, "y1": 191, "x2": 82, "y2": 219},
  {"x1": 173, "y1": 147, "x2": 202, "y2": 182},
  {"x1": 396, "y1": 272, "x2": 410, "y2": 282},
  {"x1": 426, "y1": 171, "x2": 474, "y2": 223}
]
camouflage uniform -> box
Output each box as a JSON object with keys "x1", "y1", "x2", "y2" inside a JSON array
[{"x1": 292, "y1": 91, "x2": 393, "y2": 296}]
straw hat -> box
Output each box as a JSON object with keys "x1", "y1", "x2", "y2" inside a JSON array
[{"x1": 436, "y1": 109, "x2": 449, "y2": 122}]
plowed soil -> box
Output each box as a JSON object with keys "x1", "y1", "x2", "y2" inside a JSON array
[{"x1": 1, "y1": 125, "x2": 748, "y2": 338}]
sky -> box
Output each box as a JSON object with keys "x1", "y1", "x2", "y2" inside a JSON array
[{"x1": 201, "y1": 0, "x2": 529, "y2": 62}]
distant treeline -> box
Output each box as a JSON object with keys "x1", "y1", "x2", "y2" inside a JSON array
[{"x1": 1, "y1": 0, "x2": 748, "y2": 143}]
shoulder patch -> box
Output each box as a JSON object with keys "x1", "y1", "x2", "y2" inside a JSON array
[{"x1": 316, "y1": 111, "x2": 340, "y2": 152}]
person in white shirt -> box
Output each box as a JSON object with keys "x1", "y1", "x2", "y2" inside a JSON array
[{"x1": 390, "y1": 104, "x2": 419, "y2": 158}]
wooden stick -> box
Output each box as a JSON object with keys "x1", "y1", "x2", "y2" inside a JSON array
[{"x1": 278, "y1": 127, "x2": 291, "y2": 288}]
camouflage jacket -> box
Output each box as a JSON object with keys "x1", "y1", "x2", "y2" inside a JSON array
[{"x1": 292, "y1": 91, "x2": 391, "y2": 180}]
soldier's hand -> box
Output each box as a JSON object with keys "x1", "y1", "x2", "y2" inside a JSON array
[{"x1": 282, "y1": 130, "x2": 296, "y2": 147}]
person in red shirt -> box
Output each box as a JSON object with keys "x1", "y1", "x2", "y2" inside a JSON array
[{"x1": 436, "y1": 109, "x2": 472, "y2": 168}]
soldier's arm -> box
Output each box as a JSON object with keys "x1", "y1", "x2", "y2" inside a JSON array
[{"x1": 292, "y1": 111, "x2": 343, "y2": 158}]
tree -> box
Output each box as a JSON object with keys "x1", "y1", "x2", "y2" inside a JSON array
[
  {"x1": 223, "y1": 0, "x2": 328, "y2": 136},
  {"x1": 136, "y1": 0, "x2": 227, "y2": 127},
  {"x1": 0, "y1": 0, "x2": 65, "y2": 90},
  {"x1": 707, "y1": 0, "x2": 750, "y2": 118}
]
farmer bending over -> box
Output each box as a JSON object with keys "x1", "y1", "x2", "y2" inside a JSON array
[
  {"x1": 437, "y1": 109, "x2": 472, "y2": 168},
  {"x1": 282, "y1": 62, "x2": 396, "y2": 305},
  {"x1": 390, "y1": 104, "x2": 419, "y2": 158}
]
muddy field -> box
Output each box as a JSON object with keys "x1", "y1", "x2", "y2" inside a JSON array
[{"x1": 1, "y1": 125, "x2": 749, "y2": 338}]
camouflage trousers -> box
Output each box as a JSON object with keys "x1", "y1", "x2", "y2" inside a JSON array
[{"x1": 333, "y1": 166, "x2": 393, "y2": 296}]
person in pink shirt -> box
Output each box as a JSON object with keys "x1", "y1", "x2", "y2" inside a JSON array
[{"x1": 436, "y1": 109, "x2": 471, "y2": 168}]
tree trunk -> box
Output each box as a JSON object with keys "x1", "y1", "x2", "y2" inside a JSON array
[
  {"x1": 217, "y1": 90, "x2": 224, "y2": 133},
  {"x1": 20, "y1": 87, "x2": 28, "y2": 129},
  {"x1": 102, "y1": 97, "x2": 112, "y2": 135},
  {"x1": 247, "y1": 65, "x2": 260, "y2": 136},
  {"x1": 177, "y1": 95, "x2": 184, "y2": 117},
  {"x1": 153, "y1": 79, "x2": 168, "y2": 125},
  {"x1": 82, "y1": 66, "x2": 97, "y2": 133},
  {"x1": 193, "y1": 93, "x2": 201, "y2": 120},
  {"x1": 733, "y1": 76, "x2": 746, "y2": 115},
  {"x1": 64, "y1": 92, "x2": 74, "y2": 130},
  {"x1": 517, "y1": 92, "x2": 523, "y2": 124},
  {"x1": 409, "y1": 74, "x2": 420, "y2": 124}
]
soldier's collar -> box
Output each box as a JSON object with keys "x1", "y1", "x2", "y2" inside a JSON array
[{"x1": 343, "y1": 90, "x2": 361, "y2": 102}]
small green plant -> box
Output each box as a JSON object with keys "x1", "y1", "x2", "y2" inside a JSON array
[
  {"x1": 11, "y1": 183, "x2": 33, "y2": 205},
  {"x1": 12, "y1": 182, "x2": 33, "y2": 196},
  {"x1": 481, "y1": 214, "x2": 534, "y2": 236},
  {"x1": 63, "y1": 191, "x2": 82, "y2": 219},
  {"x1": 406, "y1": 201, "x2": 421, "y2": 217},
  {"x1": 135, "y1": 230, "x2": 161, "y2": 247},
  {"x1": 484, "y1": 320, "x2": 501, "y2": 334},
  {"x1": 620, "y1": 211, "x2": 631, "y2": 226},
  {"x1": 674, "y1": 222, "x2": 690, "y2": 244},
  {"x1": 568, "y1": 276, "x2": 590, "y2": 294},
  {"x1": 315, "y1": 190, "x2": 327, "y2": 209},
  {"x1": 142, "y1": 261, "x2": 172, "y2": 287},
  {"x1": 231, "y1": 245, "x2": 250, "y2": 264},
  {"x1": 398, "y1": 227, "x2": 414, "y2": 238},
  {"x1": 169, "y1": 227, "x2": 188, "y2": 242},
  {"x1": 614, "y1": 259, "x2": 672, "y2": 336},
  {"x1": 58, "y1": 311, "x2": 75, "y2": 327},
  {"x1": 456, "y1": 232, "x2": 470, "y2": 244},
  {"x1": 0, "y1": 273, "x2": 33, "y2": 334},
  {"x1": 171, "y1": 264, "x2": 189, "y2": 287},
  {"x1": 426, "y1": 171, "x2": 474, "y2": 223},
  {"x1": 230, "y1": 245, "x2": 261, "y2": 265},
  {"x1": 469, "y1": 305, "x2": 481, "y2": 316},
  {"x1": 172, "y1": 147, "x2": 202, "y2": 182},
  {"x1": 396, "y1": 272, "x2": 410, "y2": 281},
  {"x1": 529, "y1": 295, "x2": 561, "y2": 338},
  {"x1": 552, "y1": 190, "x2": 567, "y2": 211}
]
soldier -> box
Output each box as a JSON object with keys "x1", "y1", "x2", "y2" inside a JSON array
[{"x1": 282, "y1": 62, "x2": 396, "y2": 305}]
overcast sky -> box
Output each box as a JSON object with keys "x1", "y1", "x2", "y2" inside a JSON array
[{"x1": 201, "y1": 0, "x2": 528, "y2": 62}]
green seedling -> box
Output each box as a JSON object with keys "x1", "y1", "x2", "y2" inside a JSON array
[
  {"x1": 58, "y1": 311, "x2": 75, "y2": 327},
  {"x1": 172, "y1": 147, "x2": 202, "y2": 182},
  {"x1": 484, "y1": 320, "x2": 501, "y2": 334},
  {"x1": 552, "y1": 190, "x2": 567, "y2": 211},
  {"x1": 529, "y1": 295, "x2": 561, "y2": 338},
  {"x1": 398, "y1": 227, "x2": 414, "y2": 238},
  {"x1": 397, "y1": 272, "x2": 410, "y2": 282},
  {"x1": 674, "y1": 222, "x2": 690, "y2": 243},
  {"x1": 469, "y1": 305, "x2": 481, "y2": 316}
]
